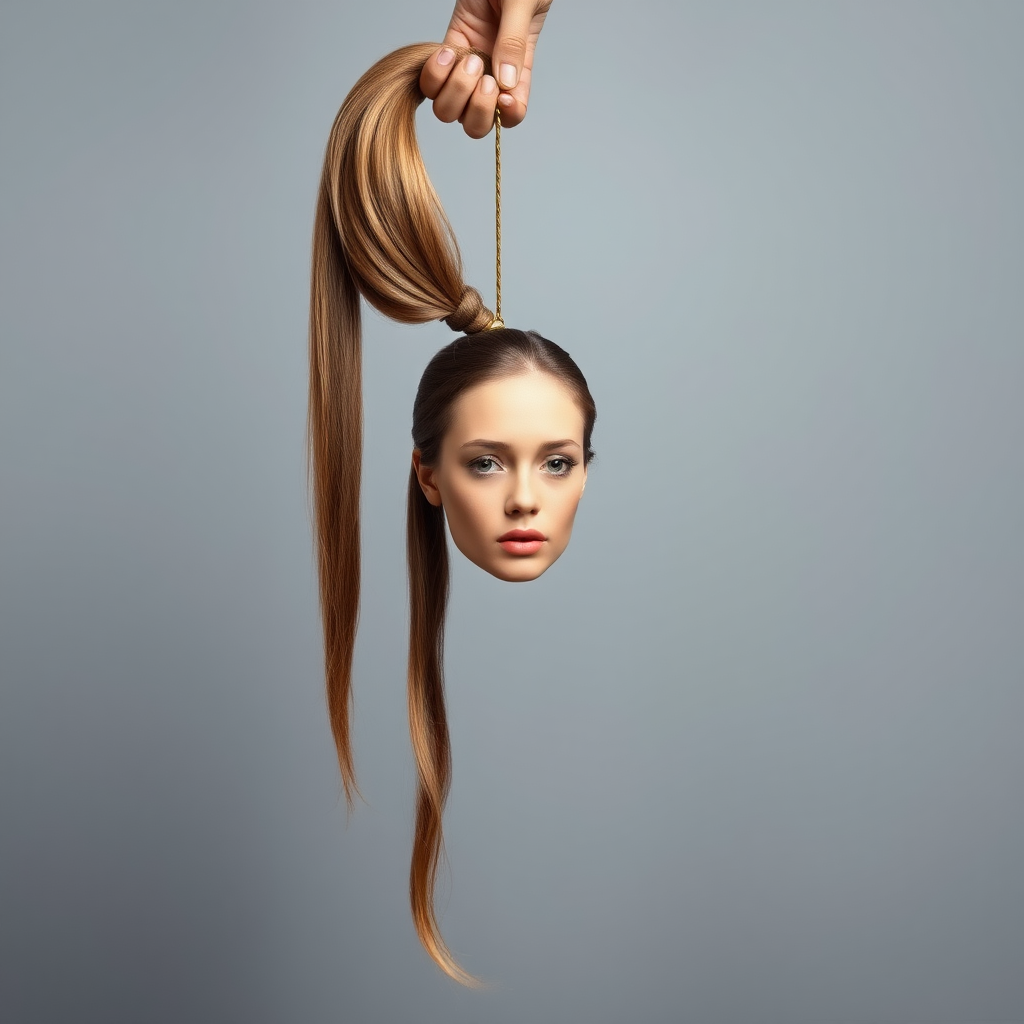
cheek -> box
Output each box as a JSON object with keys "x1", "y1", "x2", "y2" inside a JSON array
[
  {"x1": 552, "y1": 490, "x2": 584, "y2": 536},
  {"x1": 441, "y1": 482, "x2": 497, "y2": 541},
  {"x1": 566, "y1": 485, "x2": 585, "y2": 516}
]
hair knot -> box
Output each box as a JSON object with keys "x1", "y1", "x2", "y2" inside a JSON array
[{"x1": 442, "y1": 287, "x2": 494, "y2": 334}]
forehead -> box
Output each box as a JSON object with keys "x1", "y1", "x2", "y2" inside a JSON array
[{"x1": 444, "y1": 370, "x2": 584, "y2": 444}]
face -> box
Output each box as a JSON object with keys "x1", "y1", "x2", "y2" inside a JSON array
[{"x1": 413, "y1": 369, "x2": 588, "y2": 582}]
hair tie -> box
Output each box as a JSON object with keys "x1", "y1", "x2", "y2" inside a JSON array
[{"x1": 442, "y1": 286, "x2": 494, "y2": 334}]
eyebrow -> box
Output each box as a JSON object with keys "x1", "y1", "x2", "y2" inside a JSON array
[{"x1": 459, "y1": 438, "x2": 582, "y2": 452}]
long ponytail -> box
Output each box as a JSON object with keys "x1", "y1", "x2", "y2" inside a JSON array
[
  {"x1": 309, "y1": 42, "x2": 493, "y2": 984},
  {"x1": 406, "y1": 466, "x2": 467, "y2": 982}
]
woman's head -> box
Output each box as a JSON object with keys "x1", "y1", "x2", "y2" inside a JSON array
[{"x1": 409, "y1": 329, "x2": 595, "y2": 581}]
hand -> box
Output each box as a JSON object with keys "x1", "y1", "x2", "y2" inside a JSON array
[{"x1": 419, "y1": 0, "x2": 552, "y2": 139}]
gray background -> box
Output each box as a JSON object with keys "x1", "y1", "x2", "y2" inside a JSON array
[{"x1": 2, "y1": 2, "x2": 1022, "y2": 1022}]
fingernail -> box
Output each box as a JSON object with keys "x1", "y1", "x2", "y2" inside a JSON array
[
  {"x1": 499, "y1": 63, "x2": 517, "y2": 89},
  {"x1": 498, "y1": 92, "x2": 514, "y2": 108},
  {"x1": 480, "y1": 75, "x2": 497, "y2": 96},
  {"x1": 437, "y1": 47, "x2": 455, "y2": 66},
  {"x1": 465, "y1": 54, "x2": 483, "y2": 75}
]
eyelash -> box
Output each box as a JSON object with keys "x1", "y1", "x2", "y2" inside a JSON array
[{"x1": 468, "y1": 455, "x2": 579, "y2": 478}]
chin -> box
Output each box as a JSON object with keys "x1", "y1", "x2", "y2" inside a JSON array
[
  {"x1": 475, "y1": 546, "x2": 571, "y2": 582},
  {"x1": 450, "y1": 536, "x2": 570, "y2": 583},
  {"x1": 484, "y1": 559, "x2": 554, "y2": 583}
]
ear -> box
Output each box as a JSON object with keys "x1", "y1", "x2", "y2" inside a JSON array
[{"x1": 412, "y1": 449, "x2": 443, "y2": 507}]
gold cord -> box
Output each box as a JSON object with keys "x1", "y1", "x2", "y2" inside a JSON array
[{"x1": 490, "y1": 108, "x2": 505, "y2": 329}]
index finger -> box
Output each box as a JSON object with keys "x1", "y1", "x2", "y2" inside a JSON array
[{"x1": 420, "y1": 44, "x2": 459, "y2": 100}]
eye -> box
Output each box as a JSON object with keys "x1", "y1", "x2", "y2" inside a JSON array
[
  {"x1": 544, "y1": 456, "x2": 578, "y2": 477},
  {"x1": 469, "y1": 456, "x2": 503, "y2": 476}
]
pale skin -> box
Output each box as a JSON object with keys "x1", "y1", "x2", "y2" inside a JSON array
[
  {"x1": 413, "y1": 369, "x2": 587, "y2": 582},
  {"x1": 420, "y1": 0, "x2": 553, "y2": 139}
]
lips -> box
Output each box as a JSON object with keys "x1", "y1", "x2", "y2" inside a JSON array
[
  {"x1": 498, "y1": 529, "x2": 546, "y2": 556},
  {"x1": 498, "y1": 530, "x2": 546, "y2": 542}
]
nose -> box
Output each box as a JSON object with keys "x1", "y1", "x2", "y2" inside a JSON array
[{"x1": 504, "y1": 467, "x2": 539, "y2": 516}]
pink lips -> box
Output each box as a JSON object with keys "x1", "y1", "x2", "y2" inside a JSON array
[{"x1": 498, "y1": 529, "x2": 546, "y2": 555}]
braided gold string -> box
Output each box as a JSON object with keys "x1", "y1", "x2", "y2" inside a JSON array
[{"x1": 490, "y1": 108, "x2": 505, "y2": 329}]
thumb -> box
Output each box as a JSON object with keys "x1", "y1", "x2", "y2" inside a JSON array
[{"x1": 492, "y1": 0, "x2": 536, "y2": 93}]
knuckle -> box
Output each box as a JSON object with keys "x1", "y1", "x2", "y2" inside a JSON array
[{"x1": 497, "y1": 34, "x2": 528, "y2": 61}]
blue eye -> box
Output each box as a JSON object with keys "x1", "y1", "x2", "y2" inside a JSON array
[
  {"x1": 544, "y1": 456, "x2": 577, "y2": 477},
  {"x1": 469, "y1": 457, "x2": 502, "y2": 475}
]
